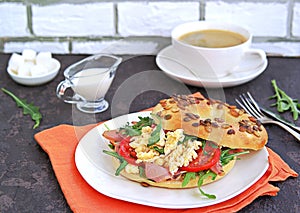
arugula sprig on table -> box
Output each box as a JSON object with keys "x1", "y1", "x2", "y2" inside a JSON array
[
  {"x1": 270, "y1": 80, "x2": 300, "y2": 120},
  {"x1": 1, "y1": 88, "x2": 42, "y2": 129}
]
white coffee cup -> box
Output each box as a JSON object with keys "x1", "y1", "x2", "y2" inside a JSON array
[{"x1": 171, "y1": 21, "x2": 266, "y2": 79}]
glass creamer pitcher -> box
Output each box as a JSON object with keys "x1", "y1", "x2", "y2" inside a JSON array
[{"x1": 56, "y1": 54, "x2": 122, "y2": 113}]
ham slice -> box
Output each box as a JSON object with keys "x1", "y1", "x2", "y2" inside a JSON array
[
  {"x1": 144, "y1": 162, "x2": 172, "y2": 182},
  {"x1": 103, "y1": 130, "x2": 125, "y2": 145},
  {"x1": 210, "y1": 160, "x2": 224, "y2": 175}
]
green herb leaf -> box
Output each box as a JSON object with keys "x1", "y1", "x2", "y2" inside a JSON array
[
  {"x1": 115, "y1": 160, "x2": 128, "y2": 176},
  {"x1": 2, "y1": 88, "x2": 42, "y2": 129},
  {"x1": 179, "y1": 134, "x2": 198, "y2": 144},
  {"x1": 152, "y1": 146, "x2": 164, "y2": 154},
  {"x1": 138, "y1": 166, "x2": 146, "y2": 178},
  {"x1": 122, "y1": 126, "x2": 141, "y2": 136},
  {"x1": 121, "y1": 116, "x2": 154, "y2": 136},
  {"x1": 148, "y1": 133, "x2": 161, "y2": 146},
  {"x1": 198, "y1": 188, "x2": 216, "y2": 199},
  {"x1": 197, "y1": 171, "x2": 217, "y2": 199},
  {"x1": 220, "y1": 149, "x2": 249, "y2": 166},
  {"x1": 103, "y1": 150, "x2": 128, "y2": 176},
  {"x1": 103, "y1": 150, "x2": 124, "y2": 161},
  {"x1": 182, "y1": 172, "x2": 196, "y2": 187},
  {"x1": 104, "y1": 123, "x2": 111, "y2": 130},
  {"x1": 108, "y1": 144, "x2": 115, "y2": 150},
  {"x1": 148, "y1": 114, "x2": 162, "y2": 146},
  {"x1": 270, "y1": 80, "x2": 300, "y2": 120}
]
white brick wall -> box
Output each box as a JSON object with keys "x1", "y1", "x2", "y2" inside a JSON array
[
  {"x1": 4, "y1": 41, "x2": 69, "y2": 54},
  {"x1": 32, "y1": 3, "x2": 115, "y2": 36},
  {"x1": 206, "y1": 1, "x2": 288, "y2": 37},
  {"x1": 118, "y1": 2, "x2": 200, "y2": 36},
  {"x1": 72, "y1": 40, "x2": 160, "y2": 54},
  {"x1": 252, "y1": 42, "x2": 300, "y2": 56},
  {"x1": 293, "y1": 2, "x2": 300, "y2": 36},
  {"x1": 0, "y1": 3, "x2": 29, "y2": 37},
  {"x1": 0, "y1": 1, "x2": 300, "y2": 56}
]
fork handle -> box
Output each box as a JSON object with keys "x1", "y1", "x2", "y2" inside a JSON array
[{"x1": 273, "y1": 120, "x2": 300, "y2": 141}]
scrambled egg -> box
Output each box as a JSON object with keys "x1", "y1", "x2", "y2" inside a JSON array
[
  {"x1": 129, "y1": 126, "x2": 161, "y2": 162},
  {"x1": 127, "y1": 126, "x2": 202, "y2": 175},
  {"x1": 164, "y1": 129, "x2": 185, "y2": 155},
  {"x1": 124, "y1": 164, "x2": 139, "y2": 174}
]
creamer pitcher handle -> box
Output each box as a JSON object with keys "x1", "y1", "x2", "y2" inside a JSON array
[{"x1": 56, "y1": 80, "x2": 82, "y2": 104}]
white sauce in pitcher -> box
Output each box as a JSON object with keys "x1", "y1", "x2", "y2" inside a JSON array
[{"x1": 71, "y1": 68, "x2": 113, "y2": 101}]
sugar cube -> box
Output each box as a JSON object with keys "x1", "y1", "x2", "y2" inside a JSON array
[
  {"x1": 36, "y1": 52, "x2": 54, "y2": 71},
  {"x1": 22, "y1": 49, "x2": 37, "y2": 61},
  {"x1": 8, "y1": 53, "x2": 24, "y2": 73},
  {"x1": 30, "y1": 64, "x2": 48, "y2": 76},
  {"x1": 18, "y1": 61, "x2": 34, "y2": 77},
  {"x1": 36, "y1": 52, "x2": 52, "y2": 63}
]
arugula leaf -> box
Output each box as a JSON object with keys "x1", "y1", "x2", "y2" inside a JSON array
[
  {"x1": 121, "y1": 116, "x2": 154, "y2": 136},
  {"x1": 104, "y1": 123, "x2": 110, "y2": 130},
  {"x1": 181, "y1": 171, "x2": 217, "y2": 199},
  {"x1": 179, "y1": 134, "x2": 198, "y2": 145},
  {"x1": 220, "y1": 149, "x2": 249, "y2": 165},
  {"x1": 148, "y1": 132, "x2": 161, "y2": 146},
  {"x1": 152, "y1": 146, "x2": 164, "y2": 154},
  {"x1": 148, "y1": 114, "x2": 162, "y2": 146},
  {"x1": 103, "y1": 150, "x2": 123, "y2": 161},
  {"x1": 270, "y1": 80, "x2": 300, "y2": 120},
  {"x1": 198, "y1": 188, "x2": 216, "y2": 199},
  {"x1": 182, "y1": 172, "x2": 196, "y2": 187},
  {"x1": 197, "y1": 171, "x2": 217, "y2": 199},
  {"x1": 108, "y1": 143, "x2": 115, "y2": 150},
  {"x1": 2, "y1": 88, "x2": 42, "y2": 129},
  {"x1": 138, "y1": 166, "x2": 146, "y2": 178},
  {"x1": 122, "y1": 125, "x2": 141, "y2": 136},
  {"x1": 103, "y1": 150, "x2": 128, "y2": 176},
  {"x1": 115, "y1": 160, "x2": 128, "y2": 176}
]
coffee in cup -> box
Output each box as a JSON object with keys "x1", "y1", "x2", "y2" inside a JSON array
[
  {"x1": 178, "y1": 29, "x2": 247, "y2": 48},
  {"x1": 171, "y1": 21, "x2": 266, "y2": 79}
]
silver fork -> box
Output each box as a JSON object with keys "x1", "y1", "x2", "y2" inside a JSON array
[{"x1": 236, "y1": 92, "x2": 300, "y2": 141}]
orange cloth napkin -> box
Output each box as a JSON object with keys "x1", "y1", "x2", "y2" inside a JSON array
[{"x1": 35, "y1": 123, "x2": 298, "y2": 213}]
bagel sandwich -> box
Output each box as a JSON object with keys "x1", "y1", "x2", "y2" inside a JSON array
[{"x1": 102, "y1": 93, "x2": 268, "y2": 198}]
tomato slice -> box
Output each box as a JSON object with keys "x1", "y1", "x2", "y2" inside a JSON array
[
  {"x1": 116, "y1": 137, "x2": 139, "y2": 166},
  {"x1": 180, "y1": 141, "x2": 221, "y2": 172}
]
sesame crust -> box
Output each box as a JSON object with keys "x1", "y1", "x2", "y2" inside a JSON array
[{"x1": 151, "y1": 93, "x2": 268, "y2": 150}]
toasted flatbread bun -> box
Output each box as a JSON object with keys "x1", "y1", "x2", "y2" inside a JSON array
[
  {"x1": 113, "y1": 157, "x2": 236, "y2": 189},
  {"x1": 151, "y1": 93, "x2": 268, "y2": 150}
]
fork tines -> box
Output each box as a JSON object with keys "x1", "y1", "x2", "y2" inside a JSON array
[{"x1": 235, "y1": 92, "x2": 263, "y2": 119}]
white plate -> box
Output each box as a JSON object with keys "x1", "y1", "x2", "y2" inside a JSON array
[
  {"x1": 75, "y1": 111, "x2": 269, "y2": 209},
  {"x1": 156, "y1": 45, "x2": 268, "y2": 88}
]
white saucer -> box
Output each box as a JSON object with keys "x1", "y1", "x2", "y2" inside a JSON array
[{"x1": 156, "y1": 45, "x2": 268, "y2": 88}]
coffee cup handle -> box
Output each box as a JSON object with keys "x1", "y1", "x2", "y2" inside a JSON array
[
  {"x1": 233, "y1": 48, "x2": 267, "y2": 73},
  {"x1": 246, "y1": 48, "x2": 266, "y2": 60},
  {"x1": 56, "y1": 80, "x2": 82, "y2": 104}
]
